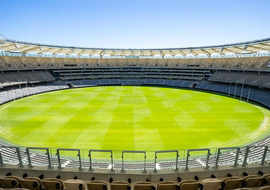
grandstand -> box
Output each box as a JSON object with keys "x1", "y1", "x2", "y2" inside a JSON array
[{"x1": 1, "y1": 37, "x2": 270, "y2": 189}]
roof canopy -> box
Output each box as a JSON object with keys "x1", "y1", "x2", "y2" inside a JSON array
[{"x1": 0, "y1": 37, "x2": 270, "y2": 58}]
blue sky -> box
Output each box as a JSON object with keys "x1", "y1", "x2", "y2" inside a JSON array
[{"x1": 0, "y1": 0, "x2": 269, "y2": 48}]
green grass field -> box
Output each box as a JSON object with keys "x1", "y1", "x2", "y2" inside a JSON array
[{"x1": 0, "y1": 86, "x2": 270, "y2": 152}]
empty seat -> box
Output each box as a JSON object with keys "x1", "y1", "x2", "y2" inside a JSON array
[
  {"x1": 5, "y1": 176, "x2": 32, "y2": 189},
  {"x1": 157, "y1": 181, "x2": 179, "y2": 190},
  {"x1": 41, "y1": 178, "x2": 64, "y2": 190},
  {"x1": 263, "y1": 174, "x2": 270, "y2": 185},
  {"x1": 19, "y1": 178, "x2": 41, "y2": 190},
  {"x1": 0, "y1": 177, "x2": 19, "y2": 188},
  {"x1": 64, "y1": 179, "x2": 85, "y2": 190},
  {"x1": 86, "y1": 180, "x2": 108, "y2": 190},
  {"x1": 179, "y1": 180, "x2": 200, "y2": 190},
  {"x1": 133, "y1": 182, "x2": 156, "y2": 190},
  {"x1": 200, "y1": 178, "x2": 222, "y2": 190},
  {"x1": 222, "y1": 177, "x2": 243, "y2": 190},
  {"x1": 110, "y1": 181, "x2": 130, "y2": 190},
  {"x1": 243, "y1": 176, "x2": 264, "y2": 188}
]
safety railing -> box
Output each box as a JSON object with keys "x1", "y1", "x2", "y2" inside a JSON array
[
  {"x1": 154, "y1": 150, "x2": 179, "y2": 172},
  {"x1": 89, "y1": 149, "x2": 113, "y2": 171},
  {"x1": 56, "y1": 148, "x2": 82, "y2": 170},
  {"x1": 215, "y1": 147, "x2": 240, "y2": 168},
  {"x1": 121, "y1": 151, "x2": 147, "y2": 172},
  {"x1": 26, "y1": 147, "x2": 51, "y2": 168},
  {"x1": 185, "y1": 148, "x2": 210, "y2": 170},
  {"x1": 0, "y1": 145, "x2": 270, "y2": 172}
]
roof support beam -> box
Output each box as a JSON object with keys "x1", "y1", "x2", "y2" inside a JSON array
[
  {"x1": 222, "y1": 48, "x2": 240, "y2": 54},
  {"x1": 75, "y1": 49, "x2": 85, "y2": 56},
  {"x1": 99, "y1": 50, "x2": 104, "y2": 58},
  {"x1": 14, "y1": 45, "x2": 33, "y2": 52},
  {"x1": 231, "y1": 46, "x2": 256, "y2": 54},
  {"x1": 34, "y1": 47, "x2": 51, "y2": 54},
  {"x1": 252, "y1": 44, "x2": 270, "y2": 51},
  {"x1": 206, "y1": 48, "x2": 220, "y2": 54},
  {"x1": 50, "y1": 48, "x2": 64, "y2": 55},
  {"x1": 259, "y1": 43, "x2": 270, "y2": 47},
  {"x1": 247, "y1": 45, "x2": 270, "y2": 51},
  {"x1": 21, "y1": 46, "x2": 40, "y2": 53},
  {"x1": 1, "y1": 45, "x2": 18, "y2": 52},
  {"x1": 199, "y1": 49, "x2": 211, "y2": 56},
  {"x1": 175, "y1": 50, "x2": 186, "y2": 56},
  {"x1": 190, "y1": 49, "x2": 198, "y2": 56},
  {"x1": 0, "y1": 43, "x2": 14, "y2": 49}
]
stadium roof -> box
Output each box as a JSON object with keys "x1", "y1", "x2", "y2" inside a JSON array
[{"x1": 0, "y1": 37, "x2": 270, "y2": 58}]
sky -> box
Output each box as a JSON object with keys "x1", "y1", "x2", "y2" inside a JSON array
[{"x1": 0, "y1": 0, "x2": 270, "y2": 49}]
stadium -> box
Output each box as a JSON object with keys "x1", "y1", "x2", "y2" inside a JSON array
[
  {"x1": 1, "y1": 1, "x2": 270, "y2": 189},
  {"x1": 0, "y1": 36, "x2": 270, "y2": 188}
]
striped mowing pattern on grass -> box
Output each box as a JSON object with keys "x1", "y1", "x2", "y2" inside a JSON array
[{"x1": 0, "y1": 86, "x2": 269, "y2": 152}]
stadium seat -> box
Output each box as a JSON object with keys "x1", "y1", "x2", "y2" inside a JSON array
[
  {"x1": 222, "y1": 177, "x2": 244, "y2": 190},
  {"x1": 5, "y1": 175, "x2": 40, "y2": 190},
  {"x1": 86, "y1": 180, "x2": 108, "y2": 190},
  {"x1": 64, "y1": 179, "x2": 86, "y2": 190},
  {"x1": 41, "y1": 178, "x2": 64, "y2": 190},
  {"x1": 243, "y1": 175, "x2": 264, "y2": 188},
  {"x1": 179, "y1": 180, "x2": 200, "y2": 190},
  {"x1": 0, "y1": 177, "x2": 19, "y2": 188},
  {"x1": 19, "y1": 178, "x2": 41, "y2": 190},
  {"x1": 2, "y1": 173, "x2": 270, "y2": 190},
  {"x1": 157, "y1": 181, "x2": 179, "y2": 190},
  {"x1": 263, "y1": 174, "x2": 270, "y2": 185},
  {"x1": 200, "y1": 178, "x2": 222, "y2": 190},
  {"x1": 5, "y1": 176, "x2": 21, "y2": 182},
  {"x1": 110, "y1": 181, "x2": 131, "y2": 190},
  {"x1": 133, "y1": 182, "x2": 156, "y2": 190}
]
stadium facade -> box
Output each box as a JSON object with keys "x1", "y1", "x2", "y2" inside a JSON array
[{"x1": 0, "y1": 37, "x2": 270, "y2": 187}]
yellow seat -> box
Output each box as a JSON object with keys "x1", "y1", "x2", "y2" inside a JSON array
[
  {"x1": 223, "y1": 178, "x2": 243, "y2": 190},
  {"x1": 64, "y1": 179, "x2": 86, "y2": 190},
  {"x1": 86, "y1": 181, "x2": 108, "y2": 190},
  {"x1": 41, "y1": 178, "x2": 64, "y2": 190},
  {"x1": 157, "y1": 181, "x2": 179, "y2": 190},
  {"x1": 0, "y1": 177, "x2": 19, "y2": 188},
  {"x1": 110, "y1": 181, "x2": 130, "y2": 190},
  {"x1": 179, "y1": 181, "x2": 200, "y2": 190},
  {"x1": 134, "y1": 182, "x2": 155, "y2": 190}
]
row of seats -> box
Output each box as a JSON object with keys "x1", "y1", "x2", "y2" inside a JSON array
[
  {"x1": 53, "y1": 68, "x2": 211, "y2": 82},
  {"x1": 52, "y1": 68, "x2": 211, "y2": 73},
  {"x1": 0, "y1": 83, "x2": 68, "y2": 105},
  {"x1": 1, "y1": 55, "x2": 269, "y2": 70},
  {"x1": 53, "y1": 68, "x2": 270, "y2": 91},
  {"x1": 0, "y1": 71, "x2": 55, "y2": 88},
  {"x1": 1, "y1": 171, "x2": 270, "y2": 190},
  {"x1": 59, "y1": 75, "x2": 204, "y2": 81},
  {"x1": 209, "y1": 71, "x2": 270, "y2": 89}
]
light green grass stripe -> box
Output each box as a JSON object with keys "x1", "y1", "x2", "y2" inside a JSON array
[{"x1": 101, "y1": 87, "x2": 135, "y2": 150}]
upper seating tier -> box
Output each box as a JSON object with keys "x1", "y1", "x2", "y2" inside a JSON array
[{"x1": 0, "y1": 55, "x2": 270, "y2": 70}]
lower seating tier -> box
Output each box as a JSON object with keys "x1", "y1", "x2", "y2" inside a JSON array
[
  {"x1": 0, "y1": 71, "x2": 55, "y2": 89},
  {"x1": 209, "y1": 71, "x2": 270, "y2": 89},
  {"x1": 2, "y1": 171, "x2": 270, "y2": 190}
]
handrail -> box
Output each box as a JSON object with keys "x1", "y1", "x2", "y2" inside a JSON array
[{"x1": 0, "y1": 145, "x2": 269, "y2": 172}]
